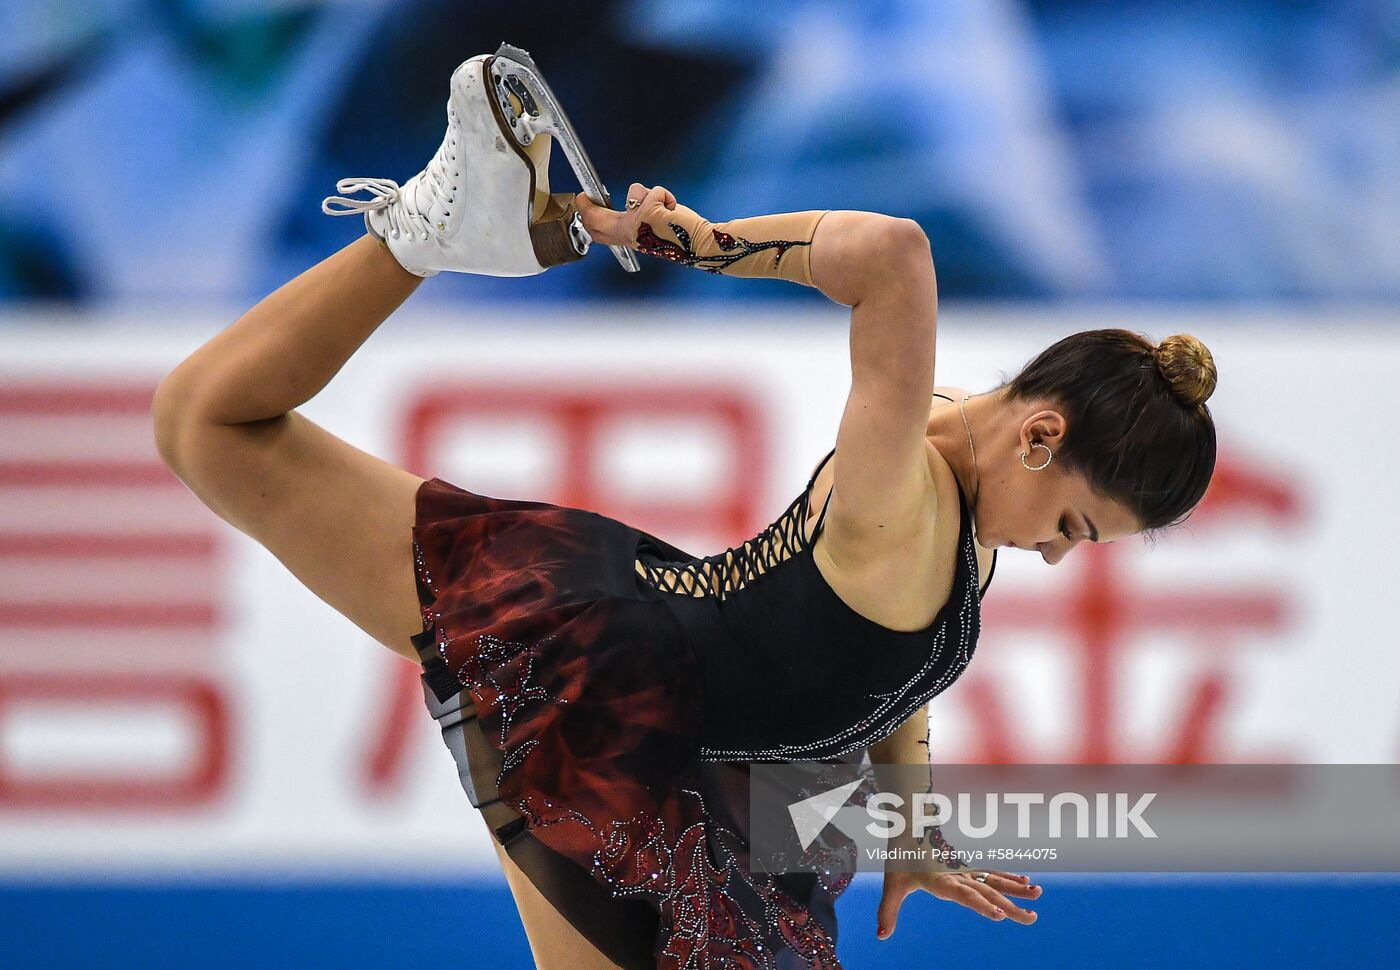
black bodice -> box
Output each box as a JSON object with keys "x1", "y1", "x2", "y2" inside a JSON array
[{"x1": 634, "y1": 441, "x2": 989, "y2": 762}]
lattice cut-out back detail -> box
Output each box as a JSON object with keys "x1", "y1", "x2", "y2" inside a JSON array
[{"x1": 634, "y1": 492, "x2": 822, "y2": 599}]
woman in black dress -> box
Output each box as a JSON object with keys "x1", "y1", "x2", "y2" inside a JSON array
[{"x1": 152, "y1": 50, "x2": 1217, "y2": 969}]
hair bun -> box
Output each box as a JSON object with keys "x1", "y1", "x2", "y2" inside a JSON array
[{"x1": 1154, "y1": 333, "x2": 1217, "y2": 407}]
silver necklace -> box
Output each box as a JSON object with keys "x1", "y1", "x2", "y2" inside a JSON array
[{"x1": 959, "y1": 393, "x2": 980, "y2": 509}]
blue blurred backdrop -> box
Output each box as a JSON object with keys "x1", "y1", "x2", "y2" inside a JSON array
[{"x1": 2, "y1": 0, "x2": 1398, "y2": 305}]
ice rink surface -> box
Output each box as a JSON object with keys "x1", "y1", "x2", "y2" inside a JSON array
[{"x1": 6, "y1": 874, "x2": 1398, "y2": 969}]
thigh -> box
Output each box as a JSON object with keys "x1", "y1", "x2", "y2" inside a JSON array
[
  {"x1": 489, "y1": 833, "x2": 624, "y2": 970},
  {"x1": 170, "y1": 409, "x2": 425, "y2": 659}
]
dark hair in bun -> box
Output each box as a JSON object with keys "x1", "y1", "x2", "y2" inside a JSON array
[
  {"x1": 1153, "y1": 333, "x2": 1217, "y2": 409},
  {"x1": 997, "y1": 329, "x2": 1218, "y2": 532}
]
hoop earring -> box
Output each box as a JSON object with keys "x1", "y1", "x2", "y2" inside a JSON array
[{"x1": 1021, "y1": 442, "x2": 1053, "y2": 471}]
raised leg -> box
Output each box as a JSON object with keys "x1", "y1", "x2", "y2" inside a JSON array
[
  {"x1": 153, "y1": 234, "x2": 428, "y2": 659},
  {"x1": 152, "y1": 49, "x2": 656, "y2": 966}
]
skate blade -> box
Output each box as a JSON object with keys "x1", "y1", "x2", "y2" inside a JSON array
[{"x1": 491, "y1": 42, "x2": 641, "y2": 274}]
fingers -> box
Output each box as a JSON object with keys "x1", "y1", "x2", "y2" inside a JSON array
[
  {"x1": 932, "y1": 875, "x2": 1005, "y2": 921},
  {"x1": 875, "y1": 876, "x2": 912, "y2": 940},
  {"x1": 572, "y1": 192, "x2": 627, "y2": 247},
  {"x1": 606, "y1": 183, "x2": 678, "y2": 211},
  {"x1": 965, "y1": 877, "x2": 1038, "y2": 925},
  {"x1": 985, "y1": 871, "x2": 1043, "y2": 900},
  {"x1": 933, "y1": 873, "x2": 1038, "y2": 925},
  {"x1": 626, "y1": 182, "x2": 677, "y2": 211},
  {"x1": 956, "y1": 880, "x2": 1012, "y2": 921}
]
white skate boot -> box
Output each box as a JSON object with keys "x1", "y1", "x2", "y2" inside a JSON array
[{"x1": 321, "y1": 43, "x2": 640, "y2": 278}]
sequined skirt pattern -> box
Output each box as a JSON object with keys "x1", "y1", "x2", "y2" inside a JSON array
[{"x1": 410, "y1": 478, "x2": 852, "y2": 969}]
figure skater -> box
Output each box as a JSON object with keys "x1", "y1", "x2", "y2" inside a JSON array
[{"x1": 152, "y1": 45, "x2": 1217, "y2": 969}]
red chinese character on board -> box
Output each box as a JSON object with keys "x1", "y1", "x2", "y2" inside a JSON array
[{"x1": 361, "y1": 382, "x2": 765, "y2": 794}]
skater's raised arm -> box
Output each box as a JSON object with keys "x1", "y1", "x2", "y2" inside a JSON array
[
  {"x1": 574, "y1": 184, "x2": 926, "y2": 304},
  {"x1": 579, "y1": 183, "x2": 941, "y2": 549}
]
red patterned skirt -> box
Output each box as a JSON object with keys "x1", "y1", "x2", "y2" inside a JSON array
[{"x1": 409, "y1": 477, "x2": 851, "y2": 969}]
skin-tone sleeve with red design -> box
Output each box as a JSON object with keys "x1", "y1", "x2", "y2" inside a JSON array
[{"x1": 631, "y1": 201, "x2": 830, "y2": 286}]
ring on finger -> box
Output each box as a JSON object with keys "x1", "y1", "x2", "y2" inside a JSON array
[
  {"x1": 973, "y1": 871, "x2": 991, "y2": 883},
  {"x1": 625, "y1": 198, "x2": 643, "y2": 211}
]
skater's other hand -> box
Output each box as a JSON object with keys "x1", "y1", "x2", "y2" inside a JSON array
[
  {"x1": 574, "y1": 183, "x2": 677, "y2": 248},
  {"x1": 876, "y1": 868, "x2": 1041, "y2": 940}
]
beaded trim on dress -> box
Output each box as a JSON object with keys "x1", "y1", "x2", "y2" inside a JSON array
[{"x1": 692, "y1": 492, "x2": 980, "y2": 762}]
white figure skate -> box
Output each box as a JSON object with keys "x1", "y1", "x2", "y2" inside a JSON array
[{"x1": 322, "y1": 43, "x2": 640, "y2": 278}]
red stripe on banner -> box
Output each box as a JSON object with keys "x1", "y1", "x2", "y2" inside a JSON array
[
  {"x1": 0, "y1": 461, "x2": 181, "y2": 486},
  {"x1": 0, "y1": 533, "x2": 217, "y2": 558},
  {"x1": 0, "y1": 603, "x2": 219, "y2": 628},
  {"x1": 0, "y1": 386, "x2": 157, "y2": 415}
]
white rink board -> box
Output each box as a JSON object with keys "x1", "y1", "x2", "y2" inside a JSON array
[{"x1": 0, "y1": 307, "x2": 1393, "y2": 875}]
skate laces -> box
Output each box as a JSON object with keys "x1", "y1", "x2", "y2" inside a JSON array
[
  {"x1": 321, "y1": 130, "x2": 459, "y2": 241},
  {"x1": 321, "y1": 177, "x2": 429, "y2": 240}
]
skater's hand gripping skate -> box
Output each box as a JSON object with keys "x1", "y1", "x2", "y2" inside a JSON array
[
  {"x1": 579, "y1": 184, "x2": 829, "y2": 286},
  {"x1": 574, "y1": 183, "x2": 677, "y2": 249}
]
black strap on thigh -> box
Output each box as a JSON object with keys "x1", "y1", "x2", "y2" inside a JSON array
[
  {"x1": 502, "y1": 829, "x2": 660, "y2": 970},
  {"x1": 415, "y1": 641, "x2": 660, "y2": 969}
]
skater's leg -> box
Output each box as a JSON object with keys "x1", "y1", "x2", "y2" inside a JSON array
[
  {"x1": 423, "y1": 663, "x2": 661, "y2": 968},
  {"x1": 156, "y1": 234, "x2": 419, "y2": 428},
  {"x1": 491, "y1": 837, "x2": 625, "y2": 970},
  {"x1": 153, "y1": 234, "x2": 428, "y2": 659}
]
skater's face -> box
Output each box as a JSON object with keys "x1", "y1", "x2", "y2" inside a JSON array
[{"x1": 968, "y1": 403, "x2": 1141, "y2": 565}]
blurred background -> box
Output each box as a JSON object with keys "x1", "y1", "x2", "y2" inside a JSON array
[{"x1": 1, "y1": 1, "x2": 1397, "y2": 967}]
